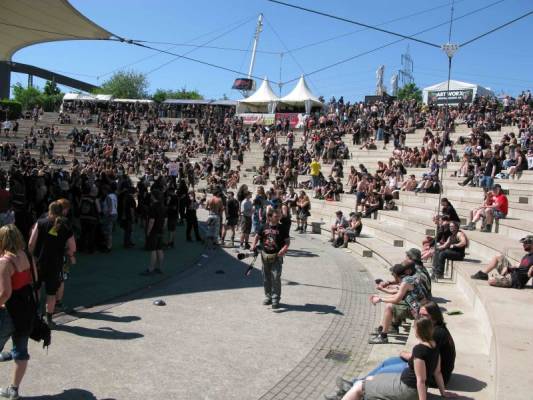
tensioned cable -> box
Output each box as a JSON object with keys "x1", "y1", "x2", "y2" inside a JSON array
[
  {"x1": 279, "y1": 0, "x2": 509, "y2": 85},
  {"x1": 460, "y1": 10, "x2": 533, "y2": 47},
  {"x1": 263, "y1": 16, "x2": 318, "y2": 92},
  {"x1": 286, "y1": 0, "x2": 468, "y2": 53},
  {"x1": 144, "y1": 17, "x2": 256, "y2": 75},
  {"x1": 97, "y1": 15, "x2": 257, "y2": 79},
  {"x1": 134, "y1": 42, "x2": 280, "y2": 55},
  {"x1": 129, "y1": 41, "x2": 268, "y2": 82},
  {"x1": 267, "y1": 0, "x2": 441, "y2": 48}
]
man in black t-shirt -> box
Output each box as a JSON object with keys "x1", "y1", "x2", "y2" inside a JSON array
[
  {"x1": 471, "y1": 235, "x2": 533, "y2": 288},
  {"x1": 142, "y1": 190, "x2": 167, "y2": 275},
  {"x1": 251, "y1": 209, "x2": 290, "y2": 309}
]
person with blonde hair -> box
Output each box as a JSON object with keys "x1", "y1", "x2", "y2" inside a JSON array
[
  {"x1": 0, "y1": 224, "x2": 36, "y2": 400},
  {"x1": 28, "y1": 202, "x2": 76, "y2": 327}
]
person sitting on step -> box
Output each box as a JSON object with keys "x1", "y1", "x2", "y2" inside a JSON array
[
  {"x1": 330, "y1": 211, "x2": 349, "y2": 246},
  {"x1": 326, "y1": 301, "x2": 456, "y2": 400},
  {"x1": 463, "y1": 184, "x2": 508, "y2": 232},
  {"x1": 471, "y1": 235, "x2": 533, "y2": 288},
  {"x1": 369, "y1": 263, "x2": 430, "y2": 344},
  {"x1": 339, "y1": 212, "x2": 362, "y2": 248},
  {"x1": 336, "y1": 317, "x2": 457, "y2": 400},
  {"x1": 432, "y1": 221, "x2": 468, "y2": 280}
]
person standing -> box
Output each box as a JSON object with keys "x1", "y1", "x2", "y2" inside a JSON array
[
  {"x1": 309, "y1": 158, "x2": 321, "y2": 189},
  {"x1": 240, "y1": 191, "x2": 253, "y2": 249},
  {"x1": 165, "y1": 185, "x2": 179, "y2": 248},
  {"x1": 101, "y1": 184, "x2": 118, "y2": 252},
  {"x1": 28, "y1": 202, "x2": 76, "y2": 328},
  {"x1": 119, "y1": 184, "x2": 136, "y2": 248},
  {"x1": 0, "y1": 225, "x2": 36, "y2": 400},
  {"x1": 206, "y1": 190, "x2": 223, "y2": 245},
  {"x1": 251, "y1": 209, "x2": 290, "y2": 310},
  {"x1": 78, "y1": 185, "x2": 100, "y2": 254},
  {"x1": 142, "y1": 190, "x2": 167, "y2": 275},
  {"x1": 185, "y1": 191, "x2": 202, "y2": 242},
  {"x1": 221, "y1": 191, "x2": 239, "y2": 247}
]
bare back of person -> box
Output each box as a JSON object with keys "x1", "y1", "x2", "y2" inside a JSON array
[{"x1": 208, "y1": 195, "x2": 224, "y2": 216}]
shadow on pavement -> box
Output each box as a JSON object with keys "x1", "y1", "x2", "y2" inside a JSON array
[
  {"x1": 68, "y1": 311, "x2": 141, "y2": 323},
  {"x1": 447, "y1": 374, "x2": 487, "y2": 392},
  {"x1": 286, "y1": 249, "x2": 319, "y2": 258},
  {"x1": 283, "y1": 279, "x2": 342, "y2": 291},
  {"x1": 25, "y1": 388, "x2": 116, "y2": 399},
  {"x1": 273, "y1": 303, "x2": 343, "y2": 315},
  {"x1": 56, "y1": 325, "x2": 143, "y2": 340}
]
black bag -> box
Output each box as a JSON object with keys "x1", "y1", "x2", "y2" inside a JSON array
[{"x1": 26, "y1": 250, "x2": 51, "y2": 349}]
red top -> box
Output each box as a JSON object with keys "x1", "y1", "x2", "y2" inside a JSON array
[
  {"x1": 1, "y1": 255, "x2": 32, "y2": 291},
  {"x1": 494, "y1": 194, "x2": 509, "y2": 215}
]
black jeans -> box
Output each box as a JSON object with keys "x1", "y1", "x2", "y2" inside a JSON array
[
  {"x1": 433, "y1": 248, "x2": 465, "y2": 276},
  {"x1": 80, "y1": 219, "x2": 98, "y2": 253},
  {"x1": 186, "y1": 215, "x2": 201, "y2": 240},
  {"x1": 122, "y1": 219, "x2": 133, "y2": 245}
]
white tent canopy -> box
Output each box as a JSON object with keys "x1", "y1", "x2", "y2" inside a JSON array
[
  {"x1": 280, "y1": 75, "x2": 323, "y2": 114},
  {"x1": 113, "y1": 98, "x2": 154, "y2": 104},
  {"x1": 422, "y1": 79, "x2": 494, "y2": 105},
  {"x1": 63, "y1": 92, "x2": 114, "y2": 102},
  {"x1": 62, "y1": 92, "x2": 98, "y2": 101},
  {"x1": 237, "y1": 77, "x2": 280, "y2": 114}
]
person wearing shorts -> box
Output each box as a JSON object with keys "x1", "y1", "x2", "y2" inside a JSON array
[
  {"x1": 471, "y1": 235, "x2": 533, "y2": 288},
  {"x1": 29, "y1": 201, "x2": 75, "y2": 328},
  {"x1": 0, "y1": 224, "x2": 35, "y2": 400}
]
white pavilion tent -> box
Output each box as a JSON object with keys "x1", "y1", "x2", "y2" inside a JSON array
[
  {"x1": 236, "y1": 77, "x2": 280, "y2": 114},
  {"x1": 279, "y1": 75, "x2": 323, "y2": 114},
  {"x1": 422, "y1": 79, "x2": 494, "y2": 105}
]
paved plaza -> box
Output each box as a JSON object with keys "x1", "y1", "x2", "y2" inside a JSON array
[{"x1": 19, "y1": 228, "x2": 377, "y2": 400}]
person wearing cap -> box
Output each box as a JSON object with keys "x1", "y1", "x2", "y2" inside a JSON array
[
  {"x1": 369, "y1": 263, "x2": 430, "y2": 344},
  {"x1": 330, "y1": 211, "x2": 349, "y2": 244},
  {"x1": 471, "y1": 235, "x2": 533, "y2": 288}
]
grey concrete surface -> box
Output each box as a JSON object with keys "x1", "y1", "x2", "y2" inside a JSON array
[{"x1": 16, "y1": 233, "x2": 375, "y2": 400}]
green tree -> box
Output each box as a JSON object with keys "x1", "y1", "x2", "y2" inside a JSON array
[
  {"x1": 95, "y1": 70, "x2": 149, "y2": 99},
  {"x1": 152, "y1": 87, "x2": 203, "y2": 103},
  {"x1": 396, "y1": 83, "x2": 422, "y2": 102},
  {"x1": 12, "y1": 83, "x2": 42, "y2": 110},
  {"x1": 44, "y1": 80, "x2": 61, "y2": 96}
]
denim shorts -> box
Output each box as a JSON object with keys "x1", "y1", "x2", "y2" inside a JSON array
[
  {"x1": 479, "y1": 175, "x2": 494, "y2": 189},
  {"x1": 494, "y1": 210, "x2": 506, "y2": 219},
  {"x1": 0, "y1": 308, "x2": 30, "y2": 361}
]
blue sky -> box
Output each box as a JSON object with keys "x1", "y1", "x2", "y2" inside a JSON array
[{"x1": 10, "y1": 0, "x2": 533, "y2": 101}]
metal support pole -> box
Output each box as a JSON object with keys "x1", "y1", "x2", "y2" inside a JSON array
[{"x1": 0, "y1": 61, "x2": 10, "y2": 99}]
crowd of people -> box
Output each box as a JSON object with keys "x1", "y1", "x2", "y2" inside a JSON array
[{"x1": 0, "y1": 89, "x2": 531, "y2": 398}]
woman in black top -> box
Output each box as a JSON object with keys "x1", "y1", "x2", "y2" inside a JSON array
[
  {"x1": 440, "y1": 198, "x2": 460, "y2": 223},
  {"x1": 340, "y1": 317, "x2": 457, "y2": 400}
]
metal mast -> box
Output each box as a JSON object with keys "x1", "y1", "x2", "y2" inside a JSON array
[{"x1": 247, "y1": 13, "x2": 264, "y2": 81}]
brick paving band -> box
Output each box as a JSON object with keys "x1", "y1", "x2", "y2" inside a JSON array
[{"x1": 257, "y1": 235, "x2": 378, "y2": 400}]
